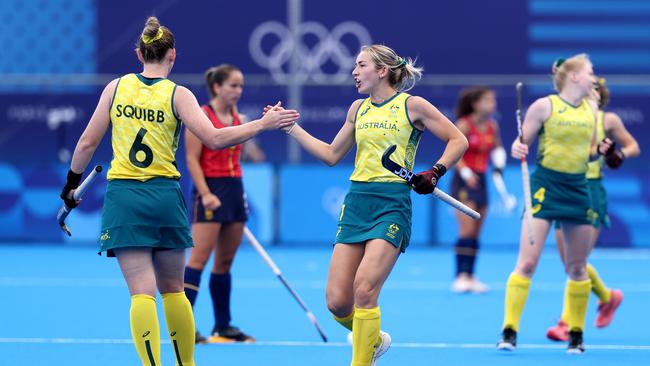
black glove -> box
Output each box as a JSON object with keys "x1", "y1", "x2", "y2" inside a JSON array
[
  {"x1": 413, "y1": 163, "x2": 447, "y2": 195},
  {"x1": 605, "y1": 149, "x2": 625, "y2": 169},
  {"x1": 60, "y1": 170, "x2": 82, "y2": 208},
  {"x1": 597, "y1": 137, "x2": 625, "y2": 169}
]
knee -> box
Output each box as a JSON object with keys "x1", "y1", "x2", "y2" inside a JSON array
[
  {"x1": 566, "y1": 264, "x2": 587, "y2": 280},
  {"x1": 214, "y1": 257, "x2": 234, "y2": 273},
  {"x1": 326, "y1": 289, "x2": 352, "y2": 317},
  {"x1": 187, "y1": 255, "x2": 209, "y2": 271},
  {"x1": 157, "y1": 278, "x2": 184, "y2": 294},
  {"x1": 516, "y1": 260, "x2": 538, "y2": 277},
  {"x1": 125, "y1": 275, "x2": 157, "y2": 297},
  {"x1": 353, "y1": 280, "x2": 379, "y2": 308},
  {"x1": 130, "y1": 288, "x2": 157, "y2": 298}
]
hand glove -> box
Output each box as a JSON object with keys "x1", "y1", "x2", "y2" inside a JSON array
[
  {"x1": 413, "y1": 163, "x2": 446, "y2": 195},
  {"x1": 597, "y1": 138, "x2": 625, "y2": 169},
  {"x1": 60, "y1": 170, "x2": 82, "y2": 208},
  {"x1": 605, "y1": 149, "x2": 625, "y2": 169}
]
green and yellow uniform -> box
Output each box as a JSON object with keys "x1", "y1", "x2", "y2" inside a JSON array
[
  {"x1": 530, "y1": 95, "x2": 595, "y2": 225},
  {"x1": 504, "y1": 95, "x2": 598, "y2": 336},
  {"x1": 335, "y1": 93, "x2": 422, "y2": 365},
  {"x1": 100, "y1": 73, "x2": 192, "y2": 256},
  {"x1": 336, "y1": 92, "x2": 422, "y2": 253}
]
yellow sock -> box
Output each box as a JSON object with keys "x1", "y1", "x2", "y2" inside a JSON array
[
  {"x1": 350, "y1": 306, "x2": 380, "y2": 366},
  {"x1": 333, "y1": 311, "x2": 355, "y2": 331},
  {"x1": 130, "y1": 294, "x2": 161, "y2": 366},
  {"x1": 566, "y1": 279, "x2": 591, "y2": 332},
  {"x1": 502, "y1": 273, "x2": 531, "y2": 332},
  {"x1": 587, "y1": 263, "x2": 611, "y2": 303},
  {"x1": 162, "y1": 292, "x2": 196, "y2": 366},
  {"x1": 560, "y1": 281, "x2": 570, "y2": 323}
]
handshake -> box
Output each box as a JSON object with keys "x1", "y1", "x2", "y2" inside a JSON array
[{"x1": 263, "y1": 102, "x2": 299, "y2": 134}]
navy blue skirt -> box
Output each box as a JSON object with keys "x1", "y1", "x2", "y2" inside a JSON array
[
  {"x1": 451, "y1": 171, "x2": 488, "y2": 208},
  {"x1": 192, "y1": 177, "x2": 248, "y2": 223}
]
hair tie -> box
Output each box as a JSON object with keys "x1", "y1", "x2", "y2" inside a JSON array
[
  {"x1": 398, "y1": 57, "x2": 407, "y2": 68},
  {"x1": 552, "y1": 57, "x2": 566, "y2": 73},
  {"x1": 142, "y1": 28, "x2": 164, "y2": 44}
]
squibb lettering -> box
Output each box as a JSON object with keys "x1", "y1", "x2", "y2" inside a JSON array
[{"x1": 115, "y1": 104, "x2": 165, "y2": 123}]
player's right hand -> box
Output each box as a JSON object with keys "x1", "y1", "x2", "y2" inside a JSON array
[
  {"x1": 459, "y1": 167, "x2": 480, "y2": 188},
  {"x1": 260, "y1": 103, "x2": 299, "y2": 130},
  {"x1": 413, "y1": 163, "x2": 446, "y2": 195},
  {"x1": 201, "y1": 192, "x2": 222, "y2": 211},
  {"x1": 263, "y1": 101, "x2": 284, "y2": 115},
  {"x1": 511, "y1": 139, "x2": 528, "y2": 159}
]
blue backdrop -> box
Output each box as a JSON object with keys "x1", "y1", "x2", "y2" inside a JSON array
[{"x1": 1, "y1": 0, "x2": 648, "y2": 246}]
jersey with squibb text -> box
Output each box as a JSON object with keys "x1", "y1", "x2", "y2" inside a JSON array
[
  {"x1": 586, "y1": 111, "x2": 605, "y2": 179},
  {"x1": 350, "y1": 92, "x2": 422, "y2": 182},
  {"x1": 107, "y1": 73, "x2": 181, "y2": 181},
  {"x1": 536, "y1": 95, "x2": 595, "y2": 174}
]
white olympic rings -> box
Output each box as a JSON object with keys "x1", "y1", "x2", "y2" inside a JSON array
[{"x1": 249, "y1": 21, "x2": 372, "y2": 83}]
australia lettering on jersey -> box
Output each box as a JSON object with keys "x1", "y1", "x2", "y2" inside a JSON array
[
  {"x1": 115, "y1": 104, "x2": 165, "y2": 123},
  {"x1": 556, "y1": 119, "x2": 592, "y2": 128},
  {"x1": 357, "y1": 121, "x2": 400, "y2": 132}
]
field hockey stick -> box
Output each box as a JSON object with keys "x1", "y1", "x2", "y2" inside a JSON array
[
  {"x1": 243, "y1": 226, "x2": 328, "y2": 342},
  {"x1": 492, "y1": 171, "x2": 517, "y2": 212},
  {"x1": 381, "y1": 145, "x2": 481, "y2": 220},
  {"x1": 57, "y1": 165, "x2": 103, "y2": 236},
  {"x1": 516, "y1": 82, "x2": 535, "y2": 245}
]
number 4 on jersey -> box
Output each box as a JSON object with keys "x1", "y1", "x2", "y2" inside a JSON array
[{"x1": 533, "y1": 187, "x2": 546, "y2": 203}]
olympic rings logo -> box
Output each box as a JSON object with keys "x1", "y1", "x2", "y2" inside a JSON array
[{"x1": 249, "y1": 21, "x2": 372, "y2": 83}]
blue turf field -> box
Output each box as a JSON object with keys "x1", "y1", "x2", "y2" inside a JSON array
[{"x1": 1, "y1": 244, "x2": 648, "y2": 365}]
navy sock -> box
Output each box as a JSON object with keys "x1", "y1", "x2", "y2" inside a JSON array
[
  {"x1": 466, "y1": 239, "x2": 479, "y2": 275},
  {"x1": 183, "y1": 266, "x2": 202, "y2": 307},
  {"x1": 455, "y1": 238, "x2": 479, "y2": 276},
  {"x1": 210, "y1": 273, "x2": 232, "y2": 329}
]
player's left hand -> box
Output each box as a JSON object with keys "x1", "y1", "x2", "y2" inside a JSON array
[
  {"x1": 60, "y1": 170, "x2": 82, "y2": 208},
  {"x1": 413, "y1": 163, "x2": 446, "y2": 195},
  {"x1": 598, "y1": 137, "x2": 625, "y2": 169}
]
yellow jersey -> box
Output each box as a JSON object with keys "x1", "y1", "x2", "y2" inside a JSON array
[
  {"x1": 536, "y1": 95, "x2": 595, "y2": 174},
  {"x1": 107, "y1": 73, "x2": 181, "y2": 181},
  {"x1": 349, "y1": 92, "x2": 423, "y2": 182},
  {"x1": 586, "y1": 111, "x2": 605, "y2": 179}
]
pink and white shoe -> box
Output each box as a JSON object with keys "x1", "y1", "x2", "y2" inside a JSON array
[
  {"x1": 546, "y1": 319, "x2": 569, "y2": 342},
  {"x1": 596, "y1": 289, "x2": 623, "y2": 328}
]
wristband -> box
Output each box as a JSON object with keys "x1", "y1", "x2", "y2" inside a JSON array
[
  {"x1": 433, "y1": 163, "x2": 447, "y2": 177},
  {"x1": 286, "y1": 122, "x2": 298, "y2": 135},
  {"x1": 64, "y1": 170, "x2": 82, "y2": 190},
  {"x1": 459, "y1": 166, "x2": 473, "y2": 181}
]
